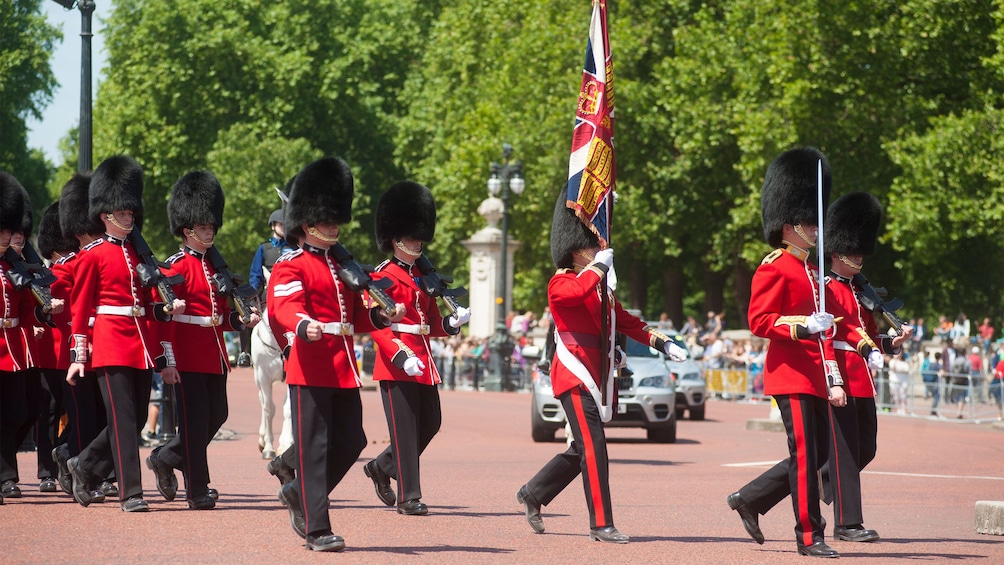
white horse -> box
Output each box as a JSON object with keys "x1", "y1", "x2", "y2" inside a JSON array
[{"x1": 252, "y1": 308, "x2": 293, "y2": 460}]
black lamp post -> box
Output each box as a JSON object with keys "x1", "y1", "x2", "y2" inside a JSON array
[
  {"x1": 486, "y1": 143, "x2": 525, "y2": 391},
  {"x1": 52, "y1": 0, "x2": 95, "y2": 172}
]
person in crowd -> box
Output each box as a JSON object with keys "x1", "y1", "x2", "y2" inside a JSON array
[
  {"x1": 65, "y1": 155, "x2": 185, "y2": 512},
  {"x1": 888, "y1": 353, "x2": 911, "y2": 415},
  {"x1": 924, "y1": 351, "x2": 944, "y2": 415},
  {"x1": 145, "y1": 171, "x2": 260, "y2": 510},
  {"x1": 951, "y1": 313, "x2": 971, "y2": 342},
  {"x1": 725, "y1": 147, "x2": 845, "y2": 558},
  {"x1": 937, "y1": 315, "x2": 953, "y2": 342},
  {"x1": 949, "y1": 346, "x2": 972, "y2": 418},
  {"x1": 363, "y1": 181, "x2": 470, "y2": 516},
  {"x1": 268, "y1": 157, "x2": 404, "y2": 552},
  {"x1": 991, "y1": 350, "x2": 1003, "y2": 408},
  {"x1": 978, "y1": 318, "x2": 995, "y2": 355},
  {"x1": 515, "y1": 189, "x2": 688, "y2": 544}
]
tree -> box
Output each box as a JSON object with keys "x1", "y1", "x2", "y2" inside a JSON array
[{"x1": 0, "y1": 0, "x2": 61, "y2": 212}]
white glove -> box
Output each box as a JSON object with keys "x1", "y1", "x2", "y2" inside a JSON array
[
  {"x1": 449, "y1": 306, "x2": 471, "y2": 328},
  {"x1": 606, "y1": 265, "x2": 618, "y2": 292},
  {"x1": 594, "y1": 248, "x2": 614, "y2": 269},
  {"x1": 403, "y1": 356, "x2": 426, "y2": 377},
  {"x1": 867, "y1": 350, "x2": 884, "y2": 371},
  {"x1": 805, "y1": 312, "x2": 835, "y2": 334},
  {"x1": 664, "y1": 341, "x2": 689, "y2": 362}
]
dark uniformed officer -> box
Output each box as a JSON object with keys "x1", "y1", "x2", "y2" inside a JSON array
[
  {"x1": 725, "y1": 147, "x2": 846, "y2": 557},
  {"x1": 146, "y1": 171, "x2": 260, "y2": 510},
  {"x1": 822, "y1": 191, "x2": 913, "y2": 542},
  {"x1": 267, "y1": 157, "x2": 404, "y2": 552},
  {"x1": 515, "y1": 191, "x2": 688, "y2": 544},
  {"x1": 239, "y1": 201, "x2": 293, "y2": 368},
  {"x1": 65, "y1": 155, "x2": 185, "y2": 512},
  {"x1": 362, "y1": 181, "x2": 470, "y2": 515}
]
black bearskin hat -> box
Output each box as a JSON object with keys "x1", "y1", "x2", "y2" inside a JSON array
[
  {"x1": 0, "y1": 171, "x2": 27, "y2": 234},
  {"x1": 89, "y1": 155, "x2": 144, "y2": 229},
  {"x1": 59, "y1": 172, "x2": 103, "y2": 238},
  {"x1": 761, "y1": 147, "x2": 831, "y2": 247},
  {"x1": 285, "y1": 157, "x2": 353, "y2": 245},
  {"x1": 824, "y1": 191, "x2": 883, "y2": 257},
  {"x1": 38, "y1": 201, "x2": 78, "y2": 259},
  {"x1": 375, "y1": 181, "x2": 436, "y2": 253},
  {"x1": 19, "y1": 184, "x2": 33, "y2": 237},
  {"x1": 550, "y1": 189, "x2": 599, "y2": 269},
  {"x1": 168, "y1": 171, "x2": 226, "y2": 237}
]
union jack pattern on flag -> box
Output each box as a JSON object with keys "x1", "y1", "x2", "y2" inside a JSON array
[{"x1": 566, "y1": 0, "x2": 614, "y2": 248}]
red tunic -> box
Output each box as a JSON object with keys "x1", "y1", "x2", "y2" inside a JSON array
[
  {"x1": 69, "y1": 236, "x2": 171, "y2": 370},
  {"x1": 548, "y1": 265, "x2": 667, "y2": 398},
  {"x1": 46, "y1": 255, "x2": 76, "y2": 370},
  {"x1": 748, "y1": 247, "x2": 838, "y2": 398},
  {"x1": 370, "y1": 259, "x2": 456, "y2": 386},
  {"x1": 827, "y1": 274, "x2": 887, "y2": 399},
  {"x1": 0, "y1": 257, "x2": 35, "y2": 372},
  {"x1": 162, "y1": 247, "x2": 239, "y2": 376},
  {"x1": 267, "y1": 247, "x2": 382, "y2": 388}
]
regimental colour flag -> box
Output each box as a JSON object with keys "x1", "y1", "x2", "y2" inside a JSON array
[{"x1": 566, "y1": 0, "x2": 615, "y2": 248}]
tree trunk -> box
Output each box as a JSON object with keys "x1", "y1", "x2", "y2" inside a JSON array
[
  {"x1": 662, "y1": 266, "x2": 684, "y2": 328},
  {"x1": 732, "y1": 260, "x2": 753, "y2": 330},
  {"x1": 628, "y1": 255, "x2": 648, "y2": 313}
]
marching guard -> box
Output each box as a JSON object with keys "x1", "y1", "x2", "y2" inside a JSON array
[
  {"x1": 363, "y1": 181, "x2": 470, "y2": 515},
  {"x1": 146, "y1": 170, "x2": 260, "y2": 510},
  {"x1": 822, "y1": 191, "x2": 912, "y2": 542},
  {"x1": 65, "y1": 155, "x2": 185, "y2": 512},
  {"x1": 515, "y1": 191, "x2": 688, "y2": 543},
  {"x1": 267, "y1": 157, "x2": 404, "y2": 551},
  {"x1": 725, "y1": 147, "x2": 846, "y2": 557}
]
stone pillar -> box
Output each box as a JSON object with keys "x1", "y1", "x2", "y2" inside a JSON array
[{"x1": 462, "y1": 196, "x2": 521, "y2": 339}]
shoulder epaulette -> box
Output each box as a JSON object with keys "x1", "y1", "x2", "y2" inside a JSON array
[
  {"x1": 82, "y1": 239, "x2": 103, "y2": 251},
  {"x1": 761, "y1": 248, "x2": 783, "y2": 265},
  {"x1": 165, "y1": 250, "x2": 185, "y2": 264},
  {"x1": 554, "y1": 268, "x2": 573, "y2": 275},
  {"x1": 55, "y1": 252, "x2": 77, "y2": 265},
  {"x1": 375, "y1": 259, "x2": 391, "y2": 271},
  {"x1": 275, "y1": 249, "x2": 302, "y2": 263}
]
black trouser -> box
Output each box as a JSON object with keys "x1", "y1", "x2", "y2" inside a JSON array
[
  {"x1": 158, "y1": 371, "x2": 228, "y2": 499},
  {"x1": 62, "y1": 370, "x2": 106, "y2": 458},
  {"x1": 737, "y1": 393, "x2": 829, "y2": 547},
  {"x1": 239, "y1": 328, "x2": 251, "y2": 355},
  {"x1": 525, "y1": 387, "x2": 614, "y2": 529},
  {"x1": 822, "y1": 396, "x2": 877, "y2": 527},
  {"x1": 0, "y1": 368, "x2": 40, "y2": 483},
  {"x1": 289, "y1": 384, "x2": 366, "y2": 537},
  {"x1": 373, "y1": 380, "x2": 441, "y2": 503},
  {"x1": 76, "y1": 367, "x2": 152, "y2": 501},
  {"x1": 37, "y1": 368, "x2": 67, "y2": 479}
]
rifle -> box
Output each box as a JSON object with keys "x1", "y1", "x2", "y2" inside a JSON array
[
  {"x1": 205, "y1": 246, "x2": 259, "y2": 325},
  {"x1": 414, "y1": 254, "x2": 467, "y2": 315},
  {"x1": 129, "y1": 230, "x2": 185, "y2": 313},
  {"x1": 852, "y1": 272, "x2": 906, "y2": 335},
  {"x1": 327, "y1": 243, "x2": 398, "y2": 317},
  {"x1": 4, "y1": 242, "x2": 57, "y2": 327}
]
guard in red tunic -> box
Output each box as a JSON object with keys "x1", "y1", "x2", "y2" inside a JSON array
[
  {"x1": 822, "y1": 191, "x2": 912, "y2": 542},
  {"x1": 34, "y1": 200, "x2": 81, "y2": 493},
  {"x1": 146, "y1": 171, "x2": 260, "y2": 510},
  {"x1": 362, "y1": 181, "x2": 470, "y2": 516},
  {"x1": 515, "y1": 191, "x2": 689, "y2": 544},
  {"x1": 65, "y1": 155, "x2": 185, "y2": 512},
  {"x1": 50, "y1": 173, "x2": 117, "y2": 501},
  {"x1": 268, "y1": 157, "x2": 404, "y2": 552},
  {"x1": 726, "y1": 147, "x2": 846, "y2": 558},
  {"x1": 0, "y1": 173, "x2": 45, "y2": 505}
]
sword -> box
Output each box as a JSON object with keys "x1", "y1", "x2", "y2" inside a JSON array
[{"x1": 816, "y1": 159, "x2": 825, "y2": 314}]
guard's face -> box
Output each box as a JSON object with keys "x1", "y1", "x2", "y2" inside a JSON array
[
  {"x1": 103, "y1": 209, "x2": 135, "y2": 238},
  {"x1": 185, "y1": 223, "x2": 216, "y2": 250},
  {"x1": 9, "y1": 232, "x2": 24, "y2": 252},
  {"x1": 399, "y1": 237, "x2": 423, "y2": 254},
  {"x1": 0, "y1": 229, "x2": 11, "y2": 250}
]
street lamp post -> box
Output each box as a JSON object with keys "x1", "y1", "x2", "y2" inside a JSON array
[
  {"x1": 52, "y1": 0, "x2": 95, "y2": 172},
  {"x1": 486, "y1": 143, "x2": 525, "y2": 392}
]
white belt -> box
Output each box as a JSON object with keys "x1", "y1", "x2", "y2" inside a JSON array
[
  {"x1": 0, "y1": 317, "x2": 19, "y2": 329},
  {"x1": 321, "y1": 322, "x2": 354, "y2": 336},
  {"x1": 173, "y1": 314, "x2": 223, "y2": 327},
  {"x1": 833, "y1": 340, "x2": 856, "y2": 352},
  {"x1": 391, "y1": 323, "x2": 431, "y2": 336},
  {"x1": 96, "y1": 305, "x2": 145, "y2": 317}
]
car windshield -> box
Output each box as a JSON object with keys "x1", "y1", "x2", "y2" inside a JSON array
[{"x1": 624, "y1": 337, "x2": 660, "y2": 358}]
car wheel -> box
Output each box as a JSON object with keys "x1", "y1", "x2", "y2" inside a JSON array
[
  {"x1": 531, "y1": 395, "x2": 556, "y2": 442},
  {"x1": 646, "y1": 419, "x2": 677, "y2": 443},
  {"x1": 675, "y1": 407, "x2": 685, "y2": 419},
  {"x1": 689, "y1": 404, "x2": 705, "y2": 421}
]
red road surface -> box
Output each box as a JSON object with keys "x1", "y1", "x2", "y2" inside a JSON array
[{"x1": 6, "y1": 367, "x2": 1004, "y2": 563}]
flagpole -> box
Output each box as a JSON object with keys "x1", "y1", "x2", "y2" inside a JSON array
[{"x1": 816, "y1": 159, "x2": 825, "y2": 314}]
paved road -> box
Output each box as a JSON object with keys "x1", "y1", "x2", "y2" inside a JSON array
[{"x1": 6, "y1": 367, "x2": 1004, "y2": 563}]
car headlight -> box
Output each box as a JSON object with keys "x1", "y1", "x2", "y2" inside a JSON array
[{"x1": 638, "y1": 375, "x2": 668, "y2": 388}]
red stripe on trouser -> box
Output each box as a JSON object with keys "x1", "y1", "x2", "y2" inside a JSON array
[
  {"x1": 789, "y1": 395, "x2": 813, "y2": 547},
  {"x1": 295, "y1": 386, "x2": 308, "y2": 527},
  {"x1": 827, "y1": 404, "x2": 843, "y2": 525},
  {"x1": 570, "y1": 390, "x2": 606, "y2": 527},
  {"x1": 101, "y1": 368, "x2": 124, "y2": 501}
]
